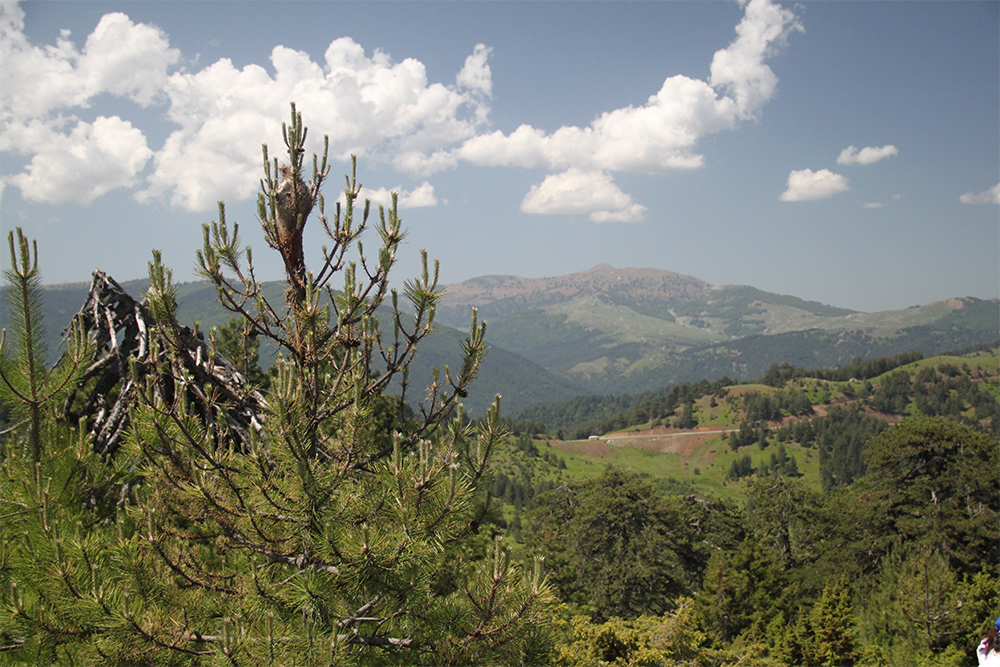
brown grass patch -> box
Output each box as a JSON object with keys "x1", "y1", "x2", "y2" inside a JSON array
[{"x1": 551, "y1": 439, "x2": 613, "y2": 458}]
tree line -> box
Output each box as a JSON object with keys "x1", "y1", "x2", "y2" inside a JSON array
[{"x1": 511, "y1": 350, "x2": 945, "y2": 439}]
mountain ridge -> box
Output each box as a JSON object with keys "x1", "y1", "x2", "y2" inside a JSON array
[
  {"x1": 434, "y1": 264, "x2": 998, "y2": 396},
  {"x1": 3, "y1": 265, "x2": 997, "y2": 414}
]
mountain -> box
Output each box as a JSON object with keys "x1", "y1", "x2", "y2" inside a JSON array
[
  {"x1": 3, "y1": 264, "x2": 997, "y2": 415},
  {"x1": 0, "y1": 274, "x2": 581, "y2": 416},
  {"x1": 434, "y1": 264, "x2": 999, "y2": 395}
]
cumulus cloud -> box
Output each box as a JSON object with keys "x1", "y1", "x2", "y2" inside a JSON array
[
  {"x1": 456, "y1": 44, "x2": 492, "y2": 98},
  {"x1": 409, "y1": 0, "x2": 801, "y2": 221},
  {"x1": 837, "y1": 145, "x2": 898, "y2": 166},
  {"x1": 432, "y1": 0, "x2": 799, "y2": 178},
  {"x1": 779, "y1": 168, "x2": 849, "y2": 201},
  {"x1": 8, "y1": 116, "x2": 152, "y2": 204},
  {"x1": 1, "y1": 3, "x2": 175, "y2": 202},
  {"x1": 709, "y1": 0, "x2": 803, "y2": 118},
  {"x1": 521, "y1": 169, "x2": 646, "y2": 223},
  {"x1": 959, "y1": 183, "x2": 1000, "y2": 205},
  {"x1": 448, "y1": 74, "x2": 737, "y2": 175},
  {"x1": 0, "y1": 9, "x2": 179, "y2": 119},
  {"x1": 0, "y1": 0, "x2": 802, "y2": 223},
  {"x1": 140, "y1": 39, "x2": 492, "y2": 210},
  {"x1": 1, "y1": 0, "x2": 491, "y2": 211},
  {"x1": 358, "y1": 181, "x2": 438, "y2": 209}
]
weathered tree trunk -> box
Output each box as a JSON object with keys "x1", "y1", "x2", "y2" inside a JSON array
[{"x1": 62, "y1": 270, "x2": 266, "y2": 455}]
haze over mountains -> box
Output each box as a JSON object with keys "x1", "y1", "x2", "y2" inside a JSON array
[{"x1": 4, "y1": 264, "x2": 997, "y2": 416}]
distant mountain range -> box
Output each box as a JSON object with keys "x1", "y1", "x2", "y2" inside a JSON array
[
  {"x1": 3, "y1": 264, "x2": 997, "y2": 416},
  {"x1": 434, "y1": 264, "x2": 999, "y2": 401}
]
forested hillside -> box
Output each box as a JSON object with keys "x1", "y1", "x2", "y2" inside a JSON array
[
  {"x1": 4, "y1": 242, "x2": 998, "y2": 666},
  {"x1": 478, "y1": 347, "x2": 999, "y2": 665},
  {"x1": 435, "y1": 264, "x2": 999, "y2": 395},
  {"x1": 493, "y1": 347, "x2": 997, "y2": 505}
]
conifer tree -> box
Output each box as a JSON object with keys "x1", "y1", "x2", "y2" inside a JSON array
[
  {"x1": 0, "y1": 229, "x2": 89, "y2": 463},
  {"x1": 0, "y1": 107, "x2": 553, "y2": 665},
  {"x1": 807, "y1": 578, "x2": 857, "y2": 666},
  {"x1": 0, "y1": 228, "x2": 140, "y2": 663}
]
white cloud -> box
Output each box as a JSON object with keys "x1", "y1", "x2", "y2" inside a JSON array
[
  {"x1": 0, "y1": 0, "x2": 24, "y2": 30},
  {"x1": 139, "y1": 39, "x2": 492, "y2": 210},
  {"x1": 837, "y1": 145, "x2": 898, "y2": 166},
  {"x1": 419, "y1": 0, "x2": 800, "y2": 183},
  {"x1": 7, "y1": 116, "x2": 152, "y2": 204},
  {"x1": 862, "y1": 201, "x2": 883, "y2": 209},
  {"x1": 1, "y1": 4, "x2": 175, "y2": 202},
  {"x1": 359, "y1": 181, "x2": 438, "y2": 209},
  {"x1": 521, "y1": 169, "x2": 646, "y2": 223},
  {"x1": 456, "y1": 44, "x2": 492, "y2": 98},
  {"x1": 447, "y1": 75, "x2": 737, "y2": 176},
  {"x1": 709, "y1": 0, "x2": 803, "y2": 118},
  {"x1": 1, "y1": 2, "x2": 491, "y2": 211},
  {"x1": 959, "y1": 183, "x2": 1000, "y2": 204},
  {"x1": 0, "y1": 10, "x2": 179, "y2": 119},
  {"x1": 0, "y1": 0, "x2": 803, "y2": 223},
  {"x1": 780, "y1": 168, "x2": 850, "y2": 201}
]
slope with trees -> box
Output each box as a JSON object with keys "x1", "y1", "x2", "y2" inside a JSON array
[{"x1": 520, "y1": 415, "x2": 998, "y2": 666}]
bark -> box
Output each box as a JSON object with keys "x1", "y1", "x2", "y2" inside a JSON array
[{"x1": 62, "y1": 270, "x2": 266, "y2": 455}]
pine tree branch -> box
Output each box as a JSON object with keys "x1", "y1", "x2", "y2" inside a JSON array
[
  {"x1": 144, "y1": 527, "x2": 239, "y2": 595},
  {"x1": 0, "y1": 638, "x2": 25, "y2": 652},
  {"x1": 336, "y1": 595, "x2": 382, "y2": 631},
  {"x1": 184, "y1": 631, "x2": 419, "y2": 651},
  {"x1": 227, "y1": 531, "x2": 341, "y2": 576},
  {"x1": 122, "y1": 611, "x2": 214, "y2": 657}
]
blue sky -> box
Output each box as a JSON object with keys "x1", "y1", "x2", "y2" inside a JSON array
[{"x1": 1, "y1": 0, "x2": 997, "y2": 313}]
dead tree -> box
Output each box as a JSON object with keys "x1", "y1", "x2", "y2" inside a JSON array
[{"x1": 62, "y1": 270, "x2": 265, "y2": 455}]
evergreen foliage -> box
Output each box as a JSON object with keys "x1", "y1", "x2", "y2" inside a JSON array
[
  {"x1": 520, "y1": 414, "x2": 997, "y2": 666},
  {"x1": 692, "y1": 539, "x2": 791, "y2": 646},
  {"x1": 549, "y1": 601, "x2": 765, "y2": 667},
  {"x1": 0, "y1": 229, "x2": 90, "y2": 463},
  {"x1": 525, "y1": 470, "x2": 743, "y2": 623},
  {"x1": 212, "y1": 315, "x2": 269, "y2": 390},
  {"x1": 0, "y1": 228, "x2": 139, "y2": 663},
  {"x1": 859, "y1": 547, "x2": 999, "y2": 665},
  {"x1": 0, "y1": 108, "x2": 553, "y2": 665},
  {"x1": 856, "y1": 416, "x2": 998, "y2": 575},
  {"x1": 785, "y1": 405, "x2": 889, "y2": 490}
]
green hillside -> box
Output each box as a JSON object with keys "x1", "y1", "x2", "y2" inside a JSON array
[
  {"x1": 435, "y1": 265, "x2": 999, "y2": 396},
  {"x1": 490, "y1": 347, "x2": 999, "y2": 514}
]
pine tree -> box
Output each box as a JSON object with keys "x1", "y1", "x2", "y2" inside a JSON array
[
  {"x1": 0, "y1": 107, "x2": 553, "y2": 665},
  {"x1": 693, "y1": 539, "x2": 790, "y2": 646},
  {"x1": 808, "y1": 578, "x2": 857, "y2": 666},
  {"x1": 0, "y1": 229, "x2": 88, "y2": 463},
  {"x1": 0, "y1": 228, "x2": 139, "y2": 664},
  {"x1": 212, "y1": 316, "x2": 269, "y2": 390}
]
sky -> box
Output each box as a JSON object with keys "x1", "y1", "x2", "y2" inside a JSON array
[{"x1": 0, "y1": 0, "x2": 997, "y2": 314}]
